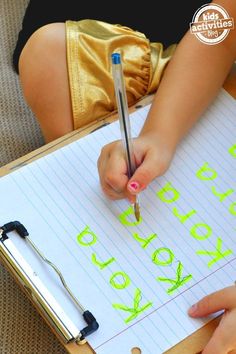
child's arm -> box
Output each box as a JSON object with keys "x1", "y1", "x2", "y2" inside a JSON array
[
  {"x1": 98, "y1": 0, "x2": 236, "y2": 202},
  {"x1": 188, "y1": 285, "x2": 236, "y2": 353}
]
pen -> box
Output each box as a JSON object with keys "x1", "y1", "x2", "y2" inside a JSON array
[{"x1": 111, "y1": 52, "x2": 140, "y2": 221}]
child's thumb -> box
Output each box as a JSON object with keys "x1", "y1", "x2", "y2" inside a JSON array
[{"x1": 127, "y1": 159, "x2": 158, "y2": 194}]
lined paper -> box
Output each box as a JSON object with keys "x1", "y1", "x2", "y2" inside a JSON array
[{"x1": 0, "y1": 88, "x2": 236, "y2": 354}]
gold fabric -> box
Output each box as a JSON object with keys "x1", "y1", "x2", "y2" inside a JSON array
[{"x1": 66, "y1": 19, "x2": 176, "y2": 130}]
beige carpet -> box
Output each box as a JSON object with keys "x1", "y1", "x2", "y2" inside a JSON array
[
  {"x1": 0, "y1": 265, "x2": 67, "y2": 354},
  {"x1": 0, "y1": 0, "x2": 44, "y2": 168},
  {"x1": 0, "y1": 1, "x2": 67, "y2": 353}
]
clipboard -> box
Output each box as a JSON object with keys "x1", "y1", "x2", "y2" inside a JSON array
[
  {"x1": 0, "y1": 95, "x2": 154, "y2": 354},
  {"x1": 0, "y1": 64, "x2": 236, "y2": 354}
]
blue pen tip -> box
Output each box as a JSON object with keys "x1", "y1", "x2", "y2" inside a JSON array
[{"x1": 111, "y1": 52, "x2": 121, "y2": 64}]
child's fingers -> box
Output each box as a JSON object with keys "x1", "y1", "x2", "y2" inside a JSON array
[
  {"x1": 201, "y1": 328, "x2": 227, "y2": 354},
  {"x1": 127, "y1": 150, "x2": 165, "y2": 194},
  {"x1": 97, "y1": 142, "x2": 128, "y2": 199},
  {"x1": 201, "y1": 309, "x2": 236, "y2": 354},
  {"x1": 188, "y1": 285, "x2": 236, "y2": 318}
]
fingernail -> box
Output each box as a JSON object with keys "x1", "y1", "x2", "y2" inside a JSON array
[
  {"x1": 128, "y1": 181, "x2": 140, "y2": 193},
  {"x1": 188, "y1": 303, "x2": 198, "y2": 315}
]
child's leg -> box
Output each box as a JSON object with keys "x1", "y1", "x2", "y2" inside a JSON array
[{"x1": 19, "y1": 23, "x2": 73, "y2": 143}]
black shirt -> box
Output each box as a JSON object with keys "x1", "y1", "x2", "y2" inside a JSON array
[{"x1": 13, "y1": 0, "x2": 210, "y2": 73}]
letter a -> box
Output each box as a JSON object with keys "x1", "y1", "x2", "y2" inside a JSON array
[
  {"x1": 156, "y1": 182, "x2": 180, "y2": 203},
  {"x1": 196, "y1": 162, "x2": 217, "y2": 181}
]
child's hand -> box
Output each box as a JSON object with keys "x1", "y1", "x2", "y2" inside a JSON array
[
  {"x1": 188, "y1": 285, "x2": 236, "y2": 354},
  {"x1": 97, "y1": 131, "x2": 175, "y2": 202}
]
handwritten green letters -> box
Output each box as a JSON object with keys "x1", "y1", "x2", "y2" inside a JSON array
[{"x1": 75, "y1": 144, "x2": 235, "y2": 324}]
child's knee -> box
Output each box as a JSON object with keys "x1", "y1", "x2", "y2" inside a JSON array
[
  {"x1": 19, "y1": 23, "x2": 66, "y2": 102},
  {"x1": 31, "y1": 23, "x2": 66, "y2": 52},
  {"x1": 19, "y1": 23, "x2": 66, "y2": 77}
]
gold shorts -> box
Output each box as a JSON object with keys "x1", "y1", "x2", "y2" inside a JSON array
[{"x1": 65, "y1": 19, "x2": 176, "y2": 130}]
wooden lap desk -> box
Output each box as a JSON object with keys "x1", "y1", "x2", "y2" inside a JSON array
[{"x1": 0, "y1": 65, "x2": 236, "y2": 354}]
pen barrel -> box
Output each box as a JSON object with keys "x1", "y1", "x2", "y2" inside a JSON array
[{"x1": 111, "y1": 54, "x2": 136, "y2": 178}]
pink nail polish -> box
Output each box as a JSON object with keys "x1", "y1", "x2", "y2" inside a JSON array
[{"x1": 128, "y1": 181, "x2": 140, "y2": 192}]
